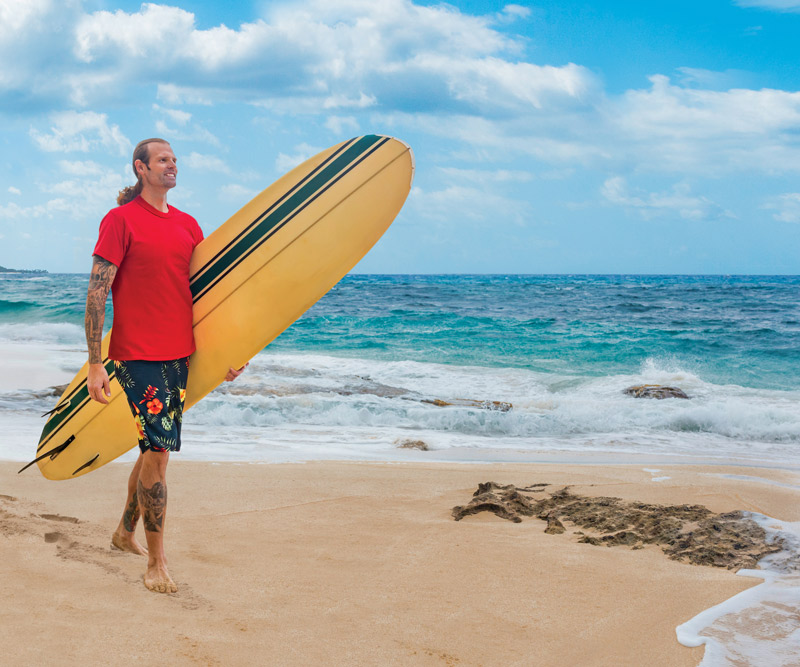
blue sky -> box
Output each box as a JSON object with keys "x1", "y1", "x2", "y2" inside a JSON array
[{"x1": 2, "y1": 0, "x2": 800, "y2": 273}]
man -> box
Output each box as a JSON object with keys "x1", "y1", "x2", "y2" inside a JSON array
[{"x1": 85, "y1": 138, "x2": 244, "y2": 594}]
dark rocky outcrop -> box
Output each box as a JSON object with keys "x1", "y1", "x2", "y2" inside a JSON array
[
  {"x1": 452, "y1": 482, "x2": 782, "y2": 569},
  {"x1": 624, "y1": 384, "x2": 689, "y2": 399}
]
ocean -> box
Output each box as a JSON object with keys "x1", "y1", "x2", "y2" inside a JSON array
[
  {"x1": 1, "y1": 272, "x2": 799, "y2": 465},
  {"x1": 3, "y1": 272, "x2": 799, "y2": 665}
]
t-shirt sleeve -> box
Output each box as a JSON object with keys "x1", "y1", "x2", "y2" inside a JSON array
[
  {"x1": 93, "y1": 210, "x2": 128, "y2": 267},
  {"x1": 192, "y1": 218, "x2": 204, "y2": 246}
]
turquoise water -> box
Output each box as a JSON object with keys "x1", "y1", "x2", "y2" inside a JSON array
[{"x1": 3, "y1": 273, "x2": 799, "y2": 390}]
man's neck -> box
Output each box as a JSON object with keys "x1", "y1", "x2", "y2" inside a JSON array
[{"x1": 140, "y1": 187, "x2": 169, "y2": 213}]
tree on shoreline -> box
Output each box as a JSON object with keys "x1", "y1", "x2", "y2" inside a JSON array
[{"x1": 0, "y1": 265, "x2": 48, "y2": 274}]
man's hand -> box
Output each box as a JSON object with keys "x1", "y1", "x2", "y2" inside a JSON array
[
  {"x1": 87, "y1": 363, "x2": 111, "y2": 404},
  {"x1": 224, "y1": 363, "x2": 248, "y2": 382}
]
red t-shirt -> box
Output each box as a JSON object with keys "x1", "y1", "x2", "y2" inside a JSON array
[{"x1": 93, "y1": 196, "x2": 204, "y2": 361}]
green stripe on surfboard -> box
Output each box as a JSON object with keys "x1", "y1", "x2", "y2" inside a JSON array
[
  {"x1": 189, "y1": 134, "x2": 386, "y2": 301},
  {"x1": 37, "y1": 358, "x2": 116, "y2": 451}
]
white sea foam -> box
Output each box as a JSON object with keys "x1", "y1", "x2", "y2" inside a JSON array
[
  {"x1": 182, "y1": 351, "x2": 800, "y2": 462},
  {"x1": 0, "y1": 322, "x2": 86, "y2": 346},
  {"x1": 2, "y1": 349, "x2": 800, "y2": 465},
  {"x1": 676, "y1": 514, "x2": 800, "y2": 666}
]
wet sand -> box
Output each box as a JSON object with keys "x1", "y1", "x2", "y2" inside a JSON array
[{"x1": 2, "y1": 460, "x2": 798, "y2": 666}]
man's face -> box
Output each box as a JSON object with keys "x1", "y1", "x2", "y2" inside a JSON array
[{"x1": 136, "y1": 143, "x2": 177, "y2": 191}]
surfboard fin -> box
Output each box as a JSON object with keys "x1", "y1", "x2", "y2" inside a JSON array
[
  {"x1": 18, "y1": 436, "x2": 75, "y2": 474},
  {"x1": 72, "y1": 454, "x2": 100, "y2": 476},
  {"x1": 41, "y1": 400, "x2": 70, "y2": 418}
]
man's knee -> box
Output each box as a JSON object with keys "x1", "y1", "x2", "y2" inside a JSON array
[{"x1": 141, "y1": 449, "x2": 169, "y2": 477}]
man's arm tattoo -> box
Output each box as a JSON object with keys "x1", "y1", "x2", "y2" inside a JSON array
[
  {"x1": 122, "y1": 491, "x2": 141, "y2": 532},
  {"x1": 137, "y1": 480, "x2": 167, "y2": 533},
  {"x1": 85, "y1": 255, "x2": 117, "y2": 364}
]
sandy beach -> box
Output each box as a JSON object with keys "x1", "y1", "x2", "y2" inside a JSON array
[{"x1": 3, "y1": 459, "x2": 798, "y2": 666}]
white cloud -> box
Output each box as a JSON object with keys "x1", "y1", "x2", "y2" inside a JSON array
[
  {"x1": 500, "y1": 4, "x2": 532, "y2": 20},
  {"x1": 3, "y1": 0, "x2": 800, "y2": 184},
  {"x1": 42, "y1": 171, "x2": 123, "y2": 198},
  {"x1": 733, "y1": 0, "x2": 800, "y2": 11},
  {"x1": 437, "y1": 167, "x2": 534, "y2": 183},
  {"x1": 405, "y1": 56, "x2": 597, "y2": 113},
  {"x1": 8, "y1": 186, "x2": 21, "y2": 195},
  {"x1": 601, "y1": 176, "x2": 731, "y2": 221},
  {"x1": 0, "y1": 199, "x2": 71, "y2": 220},
  {"x1": 156, "y1": 84, "x2": 214, "y2": 106},
  {"x1": 675, "y1": 67, "x2": 752, "y2": 89},
  {"x1": 322, "y1": 92, "x2": 376, "y2": 110},
  {"x1": 220, "y1": 184, "x2": 258, "y2": 202},
  {"x1": 0, "y1": 157, "x2": 125, "y2": 233},
  {"x1": 11, "y1": 0, "x2": 587, "y2": 119},
  {"x1": 409, "y1": 183, "x2": 529, "y2": 225},
  {"x1": 325, "y1": 115, "x2": 360, "y2": 135},
  {"x1": 29, "y1": 111, "x2": 130, "y2": 156},
  {"x1": 0, "y1": 0, "x2": 84, "y2": 106},
  {"x1": 611, "y1": 75, "x2": 800, "y2": 172},
  {"x1": 618, "y1": 75, "x2": 800, "y2": 139},
  {"x1": 380, "y1": 74, "x2": 800, "y2": 175},
  {"x1": 58, "y1": 159, "x2": 106, "y2": 176},
  {"x1": 74, "y1": 4, "x2": 197, "y2": 63},
  {"x1": 154, "y1": 118, "x2": 220, "y2": 147},
  {"x1": 183, "y1": 152, "x2": 232, "y2": 174},
  {"x1": 377, "y1": 111, "x2": 610, "y2": 164},
  {"x1": 153, "y1": 104, "x2": 192, "y2": 125},
  {"x1": 275, "y1": 144, "x2": 322, "y2": 173},
  {"x1": 764, "y1": 193, "x2": 800, "y2": 222}
]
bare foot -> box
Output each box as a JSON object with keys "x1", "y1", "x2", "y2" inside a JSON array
[
  {"x1": 111, "y1": 530, "x2": 148, "y2": 556},
  {"x1": 144, "y1": 562, "x2": 177, "y2": 594}
]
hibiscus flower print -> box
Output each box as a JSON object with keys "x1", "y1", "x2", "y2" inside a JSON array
[
  {"x1": 146, "y1": 398, "x2": 163, "y2": 415},
  {"x1": 179, "y1": 387, "x2": 186, "y2": 403}
]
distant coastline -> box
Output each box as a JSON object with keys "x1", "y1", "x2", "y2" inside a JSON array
[{"x1": 0, "y1": 265, "x2": 48, "y2": 274}]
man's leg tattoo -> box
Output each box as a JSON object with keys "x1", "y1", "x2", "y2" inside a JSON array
[
  {"x1": 137, "y1": 480, "x2": 167, "y2": 532},
  {"x1": 122, "y1": 491, "x2": 141, "y2": 532}
]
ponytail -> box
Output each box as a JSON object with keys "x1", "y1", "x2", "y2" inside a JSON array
[
  {"x1": 116, "y1": 183, "x2": 142, "y2": 206},
  {"x1": 116, "y1": 138, "x2": 170, "y2": 206}
]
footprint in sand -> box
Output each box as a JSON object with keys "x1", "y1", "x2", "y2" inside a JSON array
[{"x1": 39, "y1": 513, "x2": 80, "y2": 523}]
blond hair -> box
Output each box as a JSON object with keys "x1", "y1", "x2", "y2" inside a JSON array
[{"x1": 116, "y1": 138, "x2": 171, "y2": 206}]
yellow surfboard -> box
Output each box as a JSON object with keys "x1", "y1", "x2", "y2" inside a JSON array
[{"x1": 28, "y1": 135, "x2": 414, "y2": 480}]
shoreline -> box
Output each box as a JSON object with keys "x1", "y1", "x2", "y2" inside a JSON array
[{"x1": 3, "y1": 460, "x2": 798, "y2": 665}]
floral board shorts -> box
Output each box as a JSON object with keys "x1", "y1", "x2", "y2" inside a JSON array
[{"x1": 114, "y1": 358, "x2": 190, "y2": 454}]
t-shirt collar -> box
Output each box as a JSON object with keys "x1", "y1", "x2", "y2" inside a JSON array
[{"x1": 134, "y1": 195, "x2": 173, "y2": 218}]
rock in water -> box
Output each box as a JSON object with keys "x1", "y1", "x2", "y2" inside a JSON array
[
  {"x1": 624, "y1": 384, "x2": 689, "y2": 399},
  {"x1": 395, "y1": 439, "x2": 429, "y2": 451},
  {"x1": 421, "y1": 398, "x2": 512, "y2": 411}
]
